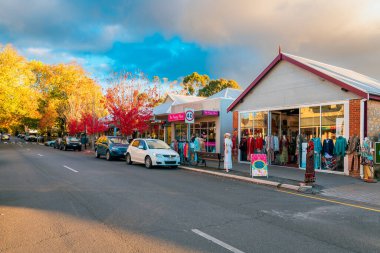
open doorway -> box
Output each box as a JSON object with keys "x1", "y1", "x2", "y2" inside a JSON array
[{"x1": 270, "y1": 109, "x2": 299, "y2": 167}]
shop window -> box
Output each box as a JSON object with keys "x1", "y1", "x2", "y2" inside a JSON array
[
  {"x1": 175, "y1": 124, "x2": 187, "y2": 141},
  {"x1": 321, "y1": 104, "x2": 345, "y2": 172},
  {"x1": 300, "y1": 106, "x2": 320, "y2": 140}
]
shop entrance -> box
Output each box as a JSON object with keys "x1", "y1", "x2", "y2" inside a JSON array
[{"x1": 270, "y1": 109, "x2": 299, "y2": 167}]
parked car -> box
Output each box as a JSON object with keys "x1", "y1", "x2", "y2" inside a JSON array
[
  {"x1": 1, "y1": 134, "x2": 10, "y2": 141},
  {"x1": 37, "y1": 136, "x2": 44, "y2": 142},
  {"x1": 53, "y1": 138, "x2": 63, "y2": 149},
  {"x1": 17, "y1": 134, "x2": 25, "y2": 139},
  {"x1": 60, "y1": 136, "x2": 82, "y2": 151},
  {"x1": 125, "y1": 138, "x2": 180, "y2": 168},
  {"x1": 25, "y1": 135, "x2": 37, "y2": 142},
  {"x1": 44, "y1": 140, "x2": 56, "y2": 147},
  {"x1": 95, "y1": 136, "x2": 129, "y2": 160}
]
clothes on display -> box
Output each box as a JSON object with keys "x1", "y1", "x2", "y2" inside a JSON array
[
  {"x1": 322, "y1": 139, "x2": 334, "y2": 156},
  {"x1": 305, "y1": 140, "x2": 316, "y2": 183},
  {"x1": 273, "y1": 136, "x2": 279, "y2": 152},
  {"x1": 312, "y1": 137, "x2": 322, "y2": 169},
  {"x1": 239, "y1": 137, "x2": 247, "y2": 161},
  {"x1": 265, "y1": 135, "x2": 274, "y2": 164},
  {"x1": 279, "y1": 135, "x2": 289, "y2": 164},
  {"x1": 347, "y1": 135, "x2": 361, "y2": 173},
  {"x1": 224, "y1": 137, "x2": 233, "y2": 171},
  {"x1": 333, "y1": 136, "x2": 347, "y2": 171},
  {"x1": 247, "y1": 136, "x2": 255, "y2": 160}
]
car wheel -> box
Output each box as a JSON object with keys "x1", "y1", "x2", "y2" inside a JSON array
[
  {"x1": 78, "y1": 147, "x2": 82, "y2": 151},
  {"x1": 106, "y1": 150, "x2": 112, "y2": 161},
  {"x1": 126, "y1": 153, "x2": 133, "y2": 165},
  {"x1": 95, "y1": 149, "x2": 100, "y2": 158},
  {"x1": 145, "y1": 156, "x2": 152, "y2": 169}
]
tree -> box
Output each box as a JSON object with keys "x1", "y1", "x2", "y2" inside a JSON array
[
  {"x1": 181, "y1": 72, "x2": 210, "y2": 95},
  {"x1": 105, "y1": 72, "x2": 161, "y2": 136},
  {"x1": 198, "y1": 78, "x2": 240, "y2": 97},
  {"x1": 0, "y1": 45, "x2": 40, "y2": 129}
]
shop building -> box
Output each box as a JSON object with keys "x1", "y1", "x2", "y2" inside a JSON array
[
  {"x1": 154, "y1": 88, "x2": 241, "y2": 153},
  {"x1": 228, "y1": 51, "x2": 380, "y2": 177}
]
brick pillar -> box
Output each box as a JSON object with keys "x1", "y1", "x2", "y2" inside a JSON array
[{"x1": 348, "y1": 99, "x2": 361, "y2": 177}]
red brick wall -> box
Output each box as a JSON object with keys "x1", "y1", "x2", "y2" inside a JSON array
[
  {"x1": 349, "y1": 99, "x2": 361, "y2": 178},
  {"x1": 349, "y1": 99, "x2": 361, "y2": 137}
]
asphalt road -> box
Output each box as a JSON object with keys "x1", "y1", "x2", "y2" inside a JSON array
[{"x1": 1, "y1": 139, "x2": 380, "y2": 253}]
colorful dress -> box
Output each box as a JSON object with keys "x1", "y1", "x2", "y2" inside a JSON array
[
  {"x1": 305, "y1": 141, "x2": 316, "y2": 183},
  {"x1": 224, "y1": 138, "x2": 233, "y2": 171}
]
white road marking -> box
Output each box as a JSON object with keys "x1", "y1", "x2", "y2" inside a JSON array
[
  {"x1": 191, "y1": 229, "x2": 245, "y2": 253},
  {"x1": 63, "y1": 165, "x2": 78, "y2": 173},
  {"x1": 37, "y1": 154, "x2": 44, "y2": 157}
]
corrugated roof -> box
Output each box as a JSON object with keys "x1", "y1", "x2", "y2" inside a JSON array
[
  {"x1": 228, "y1": 51, "x2": 380, "y2": 112},
  {"x1": 208, "y1": 88, "x2": 242, "y2": 99},
  {"x1": 168, "y1": 94, "x2": 206, "y2": 105},
  {"x1": 283, "y1": 53, "x2": 380, "y2": 96}
]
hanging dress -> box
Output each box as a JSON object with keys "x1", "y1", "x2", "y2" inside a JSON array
[{"x1": 224, "y1": 138, "x2": 233, "y2": 171}]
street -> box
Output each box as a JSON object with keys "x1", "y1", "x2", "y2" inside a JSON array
[{"x1": 1, "y1": 140, "x2": 380, "y2": 253}]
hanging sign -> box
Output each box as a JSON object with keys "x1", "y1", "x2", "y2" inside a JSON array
[
  {"x1": 168, "y1": 112, "x2": 185, "y2": 122},
  {"x1": 375, "y1": 142, "x2": 380, "y2": 164},
  {"x1": 185, "y1": 108, "x2": 194, "y2": 124},
  {"x1": 251, "y1": 154, "x2": 268, "y2": 177},
  {"x1": 202, "y1": 110, "x2": 219, "y2": 116}
]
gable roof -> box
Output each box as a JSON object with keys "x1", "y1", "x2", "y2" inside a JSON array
[
  {"x1": 208, "y1": 88, "x2": 242, "y2": 100},
  {"x1": 153, "y1": 93, "x2": 206, "y2": 115},
  {"x1": 227, "y1": 52, "x2": 380, "y2": 112}
]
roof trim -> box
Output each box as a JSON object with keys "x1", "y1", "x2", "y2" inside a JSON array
[
  {"x1": 282, "y1": 54, "x2": 368, "y2": 99},
  {"x1": 227, "y1": 54, "x2": 282, "y2": 112},
  {"x1": 369, "y1": 94, "x2": 380, "y2": 101},
  {"x1": 227, "y1": 52, "x2": 370, "y2": 112}
]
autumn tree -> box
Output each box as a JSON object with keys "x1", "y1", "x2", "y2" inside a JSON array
[
  {"x1": 198, "y1": 78, "x2": 240, "y2": 97},
  {"x1": 181, "y1": 72, "x2": 210, "y2": 95},
  {"x1": 31, "y1": 61, "x2": 107, "y2": 135},
  {"x1": 105, "y1": 72, "x2": 161, "y2": 136},
  {"x1": 0, "y1": 45, "x2": 40, "y2": 130}
]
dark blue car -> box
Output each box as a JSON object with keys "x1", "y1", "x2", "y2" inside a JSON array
[{"x1": 95, "y1": 136, "x2": 129, "y2": 161}]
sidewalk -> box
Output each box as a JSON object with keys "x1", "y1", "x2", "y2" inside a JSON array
[{"x1": 179, "y1": 160, "x2": 380, "y2": 207}]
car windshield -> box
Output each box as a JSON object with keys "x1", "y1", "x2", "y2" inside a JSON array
[
  {"x1": 109, "y1": 138, "x2": 128, "y2": 144},
  {"x1": 146, "y1": 139, "x2": 170, "y2": 149},
  {"x1": 68, "y1": 137, "x2": 79, "y2": 141}
]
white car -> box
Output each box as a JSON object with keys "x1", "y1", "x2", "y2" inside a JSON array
[{"x1": 126, "y1": 138, "x2": 180, "y2": 168}]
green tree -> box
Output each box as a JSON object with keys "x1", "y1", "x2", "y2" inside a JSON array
[
  {"x1": 198, "y1": 78, "x2": 240, "y2": 97},
  {"x1": 182, "y1": 72, "x2": 210, "y2": 95}
]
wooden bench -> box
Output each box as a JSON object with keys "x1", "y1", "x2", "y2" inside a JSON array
[{"x1": 196, "y1": 152, "x2": 224, "y2": 169}]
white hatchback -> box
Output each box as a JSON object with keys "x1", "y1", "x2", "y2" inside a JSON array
[{"x1": 126, "y1": 139, "x2": 180, "y2": 168}]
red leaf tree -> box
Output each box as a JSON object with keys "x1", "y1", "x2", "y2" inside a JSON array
[
  {"x1": 80, "y1": 112, "x2": 108, "y2": 135},
  {"x1": 105, "y1": 73, "x2": 161, "y2": 136}
]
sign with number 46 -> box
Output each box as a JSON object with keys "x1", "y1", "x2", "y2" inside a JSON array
[{"x1": 185, "y1": 108, "x2": 194, "y2": 124}]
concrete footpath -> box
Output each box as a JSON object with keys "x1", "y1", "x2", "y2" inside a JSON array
[{"x1": 179, "y1": 160, "x2": 380, "y2": 207}]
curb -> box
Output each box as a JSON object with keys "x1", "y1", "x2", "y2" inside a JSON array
[{"x1": 179, "y1": 166, "x2": 302, "y2": 191}]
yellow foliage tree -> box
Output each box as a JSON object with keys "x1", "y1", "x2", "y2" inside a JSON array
[{"x1": 0, "y1": 45, "x2": 40, "y2": 129}]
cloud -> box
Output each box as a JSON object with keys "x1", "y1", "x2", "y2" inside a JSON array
[{"x1": 0, "y1": 0, "x2": 379, "y2": 87}]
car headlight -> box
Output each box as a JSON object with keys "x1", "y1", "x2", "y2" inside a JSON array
[
  {"x1": 153, "y1": 153, "x2": 163, "y2": 158},
  {"x1": 111, "y1": 147, "x2": 118, "y2": 151}
]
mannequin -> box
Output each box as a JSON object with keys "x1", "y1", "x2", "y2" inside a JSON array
[{"x1": 279, "y1": 135, "x2": 289, "y2": 165}]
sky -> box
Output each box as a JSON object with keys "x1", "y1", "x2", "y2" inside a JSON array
[{"x1": 0, "y1": 0, "x2": 379, "y2": 88}]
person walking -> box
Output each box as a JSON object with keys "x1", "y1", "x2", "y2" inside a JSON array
[{"x1": 224, "y1": 133, "x2": 233, "y2": 172}]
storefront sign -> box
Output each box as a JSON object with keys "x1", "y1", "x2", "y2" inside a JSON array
[
  {"x1": 185, "y1": 108, "x2": 195, "y2": 124},
  {"x1": 168, "y1": 112, "x2": 185, "y2": 122},
  {"x1": 251, "y1": 154, "x2": 268, "y2": 177},
  {"x1": 375, "y1": 142, "x2": 380, "y2": 164},
  {"x1": 202, "y1": 110, "x2": 219, "y2": 116}
]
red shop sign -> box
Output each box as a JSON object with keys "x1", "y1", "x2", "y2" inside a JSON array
[{"x1": 168, "y1": 112, "x2": 185, "y2": 122}]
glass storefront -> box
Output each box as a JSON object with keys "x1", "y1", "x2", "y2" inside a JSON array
[
  {"x1": 191, "y1": 121, "x2": 216, "y2": 152},
  {"x1": 239, "y1": 103, "x2": 346, "y2": 172},
  {"x1": 175, "y1": 123, "x2": 187, "y2": 141}
]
